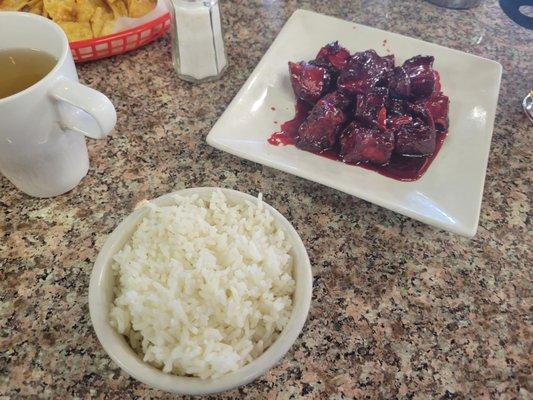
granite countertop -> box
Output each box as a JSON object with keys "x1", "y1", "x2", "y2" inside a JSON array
[{"x1": 1, "y1": 0, "x2": 531, "y2": 398}]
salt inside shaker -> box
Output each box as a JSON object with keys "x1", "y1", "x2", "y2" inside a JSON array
[{"x1": 166, "y1": 0, "x2": 228, "y2": 83}]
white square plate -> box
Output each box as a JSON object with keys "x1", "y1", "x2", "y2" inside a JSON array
[{"x1": 207, "y1": 9, "x2": 502, "y2": 237}]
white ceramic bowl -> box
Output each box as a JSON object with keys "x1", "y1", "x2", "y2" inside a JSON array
[{"x1": 88, "y1": 187, "x2": 313, "y2": 395}]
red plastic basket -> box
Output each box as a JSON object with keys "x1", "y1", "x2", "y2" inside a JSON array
[{"x1": 70, "y1": 12, "x2": 171, "y2": 63}]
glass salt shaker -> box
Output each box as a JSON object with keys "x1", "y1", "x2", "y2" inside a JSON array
[{"x1": 166, "y1": 0, "x2": 228, "y2": 83}]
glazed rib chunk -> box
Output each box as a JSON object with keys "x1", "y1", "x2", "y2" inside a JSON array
[
  {"x1": 289, "y1": 61, "x2": 332, "y2": 104},
  {"x1": 296, "y1": 91, "x2": 351, "y2": 152},
  {"x1": 340, "y1": 123, "x2": 395, "y2": 165}
]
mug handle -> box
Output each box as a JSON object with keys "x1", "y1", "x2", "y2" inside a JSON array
[{"x1": 49, "y1": 78, "x2": 117, "y2": 139}]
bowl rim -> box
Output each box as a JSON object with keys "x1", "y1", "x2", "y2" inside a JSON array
[{"x1": 88, "y1": 187, "x2": 313, "y2": 395}]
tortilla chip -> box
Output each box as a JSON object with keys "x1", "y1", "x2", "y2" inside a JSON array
[
  {"x1": 57, "y1": 21, "x2": 93, "y2": 41},
  {"x1": 76, "y1": 0, "x2": 107, "y2": 22},
  {"x1": 90, "y1": 5, "x2": 113, "y2": 37},
  {"x1": 126, "y1": 0, "x2": 155, "y2": 18},
  {"x1": 99, "y1": 19, "x2": 115, "y2": 37},
  {"x1": 29, "y1": 3, "x2": 42, "y2": 13},
  {"x1": 23, "y1": 0, "x2": 39, "y2": 7},
  {"x1": 23, "y1": 0, "x2": 43, "y2": 14},
  {"x1": 0, "y1": 0, "x2": 29, "y2": 11},
  {"x1": 43, "y1": 0, "x2": 76, "y2": 21},
  {"x1": 105, "y1": 0, "x2": 127, "y2": 19}
]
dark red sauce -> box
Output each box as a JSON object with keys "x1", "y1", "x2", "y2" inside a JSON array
[
  {"x1": 268, "y1": 100, "x2": 312, "y2": 146},
  {"x1": 268, "y1": 102, "x2": 447, "y2": 182},
  {"x1": 345, "y1": 131, "x2": 447, "y2": 181}
]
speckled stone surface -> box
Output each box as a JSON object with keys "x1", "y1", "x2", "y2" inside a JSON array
[{"x1": 1, "y1": 1, "x2": 532, "y2": 398}]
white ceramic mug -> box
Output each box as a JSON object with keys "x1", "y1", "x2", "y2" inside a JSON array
[{"x1": 0, "y1": 12, "x2": 116, "y2": 198}]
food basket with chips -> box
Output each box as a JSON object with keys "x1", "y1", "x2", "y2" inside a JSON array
[
  {"x1": 70, "y1": 12, "x2": 170, "y2": 62},
  {"x1": 0, "y1": 0, "x2": 171, "y2": 62}
]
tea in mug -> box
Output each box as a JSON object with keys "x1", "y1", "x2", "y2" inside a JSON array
[{"x1": 0, "y1": 48, "x2": 57, "y2": 99}]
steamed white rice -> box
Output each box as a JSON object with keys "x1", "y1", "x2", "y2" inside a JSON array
[{"x1": 109, "y1": 190, "x2": 295, "y2": 379}]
